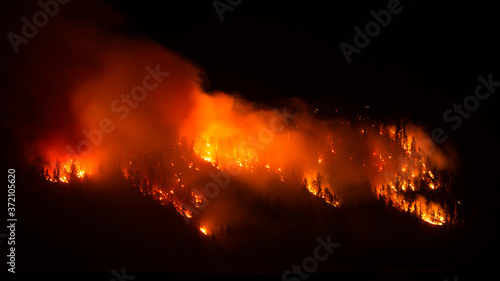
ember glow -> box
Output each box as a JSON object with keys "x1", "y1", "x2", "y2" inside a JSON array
[
  {"x1": 41, "y1": 158, "x2": 91, "y2": 184},
  {"x1": 199, "y1": 227, "x2": 208, "y2": 235}
]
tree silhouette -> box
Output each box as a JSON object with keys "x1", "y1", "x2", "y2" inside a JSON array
[
  {"x1": 302, "y1": 178, "x2": 308, "y2": 190},
  {"x1": 52, "y1": 159, "x2": 61, "y2": 181},
  {"x1": 69, "y1": 161, "x2": 78, "y2": 183},
  {"x1": 312, "y1": 173, "x2": 322, "y2": 195},
  {"x1": 324, "y1": 188, "x2": 333, "y2": 203}
]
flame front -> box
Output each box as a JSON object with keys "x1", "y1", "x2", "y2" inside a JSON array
[
  {"x1": 369, "y1": 124, "x2": 456, "y2": 226},
  {"x1": 41, "y1": 159, "x2": 90, "y2": 184}
]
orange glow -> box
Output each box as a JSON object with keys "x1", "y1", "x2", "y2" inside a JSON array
[
  {"x1": 42, "y1": 158, "x2": 91, "y2": 184},
  {"x1": 200, "y1": 227, "x2": 207, "y2": 235},
  {"x1": 371, "y1": 124, "x2": 453, "y2": 226},
  {"x1": 37, "y1": 86, "x2": 455, "y2": 229},
  {"x1": 39, "y1": 120, "x2": 454, "y2": 227}
]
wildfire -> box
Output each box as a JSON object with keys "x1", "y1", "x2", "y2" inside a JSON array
[
  {"x1": 38, "y1": 111, "x2": 456, "y2": 229},
  {"x1": 304, "y1": 173, "x2": 340, "y2": 207},
  {"x1": 371, "y1": 123, "x2": 455, "y2": 226},
  {"x1": 199, "y1": 227, "x2": 208, "y2": 235},
  {"x1": 41, "y1": 159, "x2": 90, "y2": 184}
]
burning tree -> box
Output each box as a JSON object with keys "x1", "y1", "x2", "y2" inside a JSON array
[{"x1": 312, "y1": 173, "x2": 322, "y2": 196}]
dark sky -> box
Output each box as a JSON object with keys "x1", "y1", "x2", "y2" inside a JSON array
[
  {"x1": 1, "y1": 0, "x2": 498, "y2": 122},
  {"x1": 109, "y1": 0, "x2": 499, "y2": 122}
]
